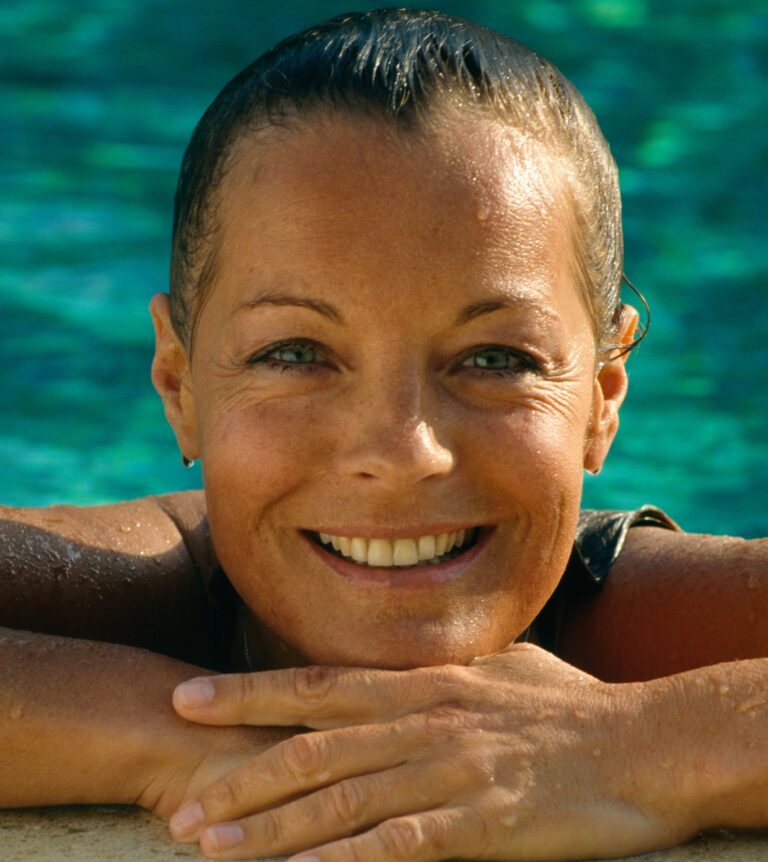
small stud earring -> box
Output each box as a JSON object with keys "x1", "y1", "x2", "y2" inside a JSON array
[{"x1": 182, "y1": 455, "x2": 196, "y2": 468}]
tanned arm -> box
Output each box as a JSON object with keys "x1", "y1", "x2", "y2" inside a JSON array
[
  {"x1": 558, "y1": 526, "x2": 768, "y2": 681},
  {"x1": 0, "y1": 492, "x2": 291, "y2": 813},
  {"x1": 0, "y1": 491, "x2": 214, "y2": 663},
  {"x1": 0, "y1": 625, "x2": 289, "y2": 813}
]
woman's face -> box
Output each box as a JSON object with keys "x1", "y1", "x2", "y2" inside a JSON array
[{"x1": 155, "y1": 112, "x2": 628, "y2": 668}]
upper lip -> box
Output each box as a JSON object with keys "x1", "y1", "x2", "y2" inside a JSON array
[{"x1": 303, "y1": 524, "x2": 487, "y2": 540}]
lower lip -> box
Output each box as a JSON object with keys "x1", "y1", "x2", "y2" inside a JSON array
[{"x1": 303, "y1": 529, "x2": 494, "y2": 589}]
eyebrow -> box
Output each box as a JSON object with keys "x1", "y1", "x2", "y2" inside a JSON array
[
  {"x1": 233, "y1": 291, "x2": 552, "y2": 327},
  {"x1": 455, "y1": 298, "x2": 555, "y2": 326},
  {"x1": 233, "y1": 291, "x2": 345, "y2": 324},
  {"x1": 455, "y1": 300, "x2": 510, "y2": 326}
]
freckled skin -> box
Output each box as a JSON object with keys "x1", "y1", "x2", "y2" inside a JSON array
[{"x1": 152, "y1": 112, "x2": 629, "y2": 669}]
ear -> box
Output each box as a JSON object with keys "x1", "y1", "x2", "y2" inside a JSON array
[
  {"x1": 149, "y1": 293, "x2": 199, "y2": 462},
  {"x1": 583, "y1": 305, "x2": 639, "y2": 474}
]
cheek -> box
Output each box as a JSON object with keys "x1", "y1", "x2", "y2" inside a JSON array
[
  {"x1": 468, "y1": 389, "x2": 591, "y2": 594},
  {"x1": 198, "y1": 394, "x2": 339, "y2": 573},
  {"x1": 470, "y1": 386, "x2": 592, "y2": 499},
  {"x1": 200, "y1": 391, "x2": 334, "y2": 490}
]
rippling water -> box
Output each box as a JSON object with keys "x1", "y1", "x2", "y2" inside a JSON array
[{"x1": 1, "y1": 1, "x2": 766, "y2": 537}]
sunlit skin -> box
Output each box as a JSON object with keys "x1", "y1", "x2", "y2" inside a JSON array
[{"x1": 151, "y1": 110, "x2": 633, "y2": 669}]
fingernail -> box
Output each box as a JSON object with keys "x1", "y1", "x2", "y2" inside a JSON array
[
  {"x1": 169, "y1": 801, "x2": 204, "y2": 838},
  {"x1": 203, "y1": 822, "x2": 245, "y2": 851},
  {"x1": 287, "y1": 855, "x2": 321, "y2": 862},
  {"x1": 175, "y1": 678, "x2": 215, "y2": 709}
]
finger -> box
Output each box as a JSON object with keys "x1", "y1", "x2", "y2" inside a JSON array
[
  {"x1": 198, "y1": 768, "x2": 474, "y2": 860},
  {"x1": 173, "y1": 663, "x2": 474, "y2": 728},
  {"x1": 170, "y1": 708, "x2": 468, "y2": 841},
  {"x1": 282, "y1": 805, "x2": 483, "y2": 862},
  {"x1": 170, "y1": 719, "x2": 408, "y2": 840}
]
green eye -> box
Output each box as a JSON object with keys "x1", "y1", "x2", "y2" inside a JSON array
[
  {"x1": 460, "y1": 346, "x2": 538, "y2": 376},
  {"x1": 248, "y1": 340, "x2": 325, "y2": 372},
  {"x1": 270, "y1": 343, "x2": 316, "y2": 364},
  {"x1": 468, "y1": 348, "x2": 514, "y2": 370}
]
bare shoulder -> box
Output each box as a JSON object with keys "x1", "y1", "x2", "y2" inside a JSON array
[
  {"x1": 0, "y1": 491, "x2": 216, "y2": 663},
  {"x1": 558, "y1": 526, "x2": 768, "y2": 682}
]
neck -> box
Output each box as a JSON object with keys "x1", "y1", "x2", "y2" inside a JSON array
[{"x1": 238, "y1": 606, "x2": 309, "y2": 671}]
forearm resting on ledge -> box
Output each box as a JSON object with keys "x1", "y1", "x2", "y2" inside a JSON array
[{"x1": 0, "y1": 626, "x2": 287, "y2": 815}]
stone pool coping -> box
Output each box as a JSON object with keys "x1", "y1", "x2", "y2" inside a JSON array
[{"x1": 2, "y1": 806, "x2": 768, "y2": 861}]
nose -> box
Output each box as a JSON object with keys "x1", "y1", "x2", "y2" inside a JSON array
[{"x1": 334, "y1": 377, "x2": 455, "y2": 488}]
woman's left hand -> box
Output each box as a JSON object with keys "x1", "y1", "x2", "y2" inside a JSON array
[{"x1": 167, "y1": 643, "x2": 696, "y2": 861}]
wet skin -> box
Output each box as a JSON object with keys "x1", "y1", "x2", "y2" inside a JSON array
[{"x1": 151, "y1": 110, "x2": 631, "y2": 669}]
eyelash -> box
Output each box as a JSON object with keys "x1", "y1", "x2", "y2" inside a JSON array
[
  {"x1": 247, "y1": 340, "x2": 328, "y2": 374},
  {"x1": 248, "y1": 341, "x2": 540, "y2": 378},
  {"x1": 458, "y1": 345, "x2": 540, "y2": 377}
]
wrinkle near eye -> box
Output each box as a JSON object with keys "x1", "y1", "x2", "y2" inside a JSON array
[{"x1": 521, "y1": 381, "x2": 587, "y2": 424}]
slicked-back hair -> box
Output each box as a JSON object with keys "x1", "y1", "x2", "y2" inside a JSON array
[{"x1": 170, "y1": 8, "x2": 623, "y2": 350}]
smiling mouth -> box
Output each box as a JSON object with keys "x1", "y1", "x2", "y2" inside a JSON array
[{"x1": 307, "y1": 527, "x2": 484, "y2": 567}]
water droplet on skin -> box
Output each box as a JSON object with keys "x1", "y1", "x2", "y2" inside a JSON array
[
  {"x1": 592, "y1": 748, "x2": 602, "y2": 757},
  {"x1": 475, "y1": 201, "x2": 491, "y2": 221},
  {"x1": 534, "y1": 709, "x2": 558, "y2": 720},
  {"x1": 119, "y1": 525, "x2": 132, "y2": 533},
  {"x1": 737, "y1": 696, "x2": 764, "y2": 714},
  {"x1": 9, "y1": 705, "x2": 23, "y2": 720},
  {"x1": 719, "y1": 685, "x2": 730, "y2": 695}
]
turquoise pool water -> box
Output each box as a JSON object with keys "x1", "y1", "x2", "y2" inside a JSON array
[{"x1": 2, "y1": 1, "x2": 766, "y2": 537}]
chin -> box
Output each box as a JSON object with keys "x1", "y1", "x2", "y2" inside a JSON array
[{"x1": 288, "y1": 622, "x2": 511, "y2": 670}]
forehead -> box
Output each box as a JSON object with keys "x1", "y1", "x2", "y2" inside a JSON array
[
  {"x1": 204, "y1": 109, "x2": 581, "y2": 325},
  {"x1": 221, "y1": 108, "x2": 570, "y2": 230}
]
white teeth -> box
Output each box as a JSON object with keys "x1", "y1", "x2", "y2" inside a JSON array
[
  {"x1": 317, "y1": 528, "x2": 477, "y2": 567},
  {"x1": 367, "y1": 539, "x2": 393, "y2": 567},
  {"x1": 393, "y1": 538, "x2": 419, "y2": 566},
  {"x1": 350, "y1": 537, "x2": 368, "y2": 563},
  {"x1": 417, "y1": 534, "x2": 436, "y2": 560}
]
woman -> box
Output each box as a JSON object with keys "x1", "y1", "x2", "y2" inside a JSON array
[{"x1": 1, "y1": 9, "x2": 767, "y2": 862}]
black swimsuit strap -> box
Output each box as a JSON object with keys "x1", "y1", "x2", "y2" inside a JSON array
[{"x1": 573, "y1": 505, "x2": 680, "y2": 585}]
